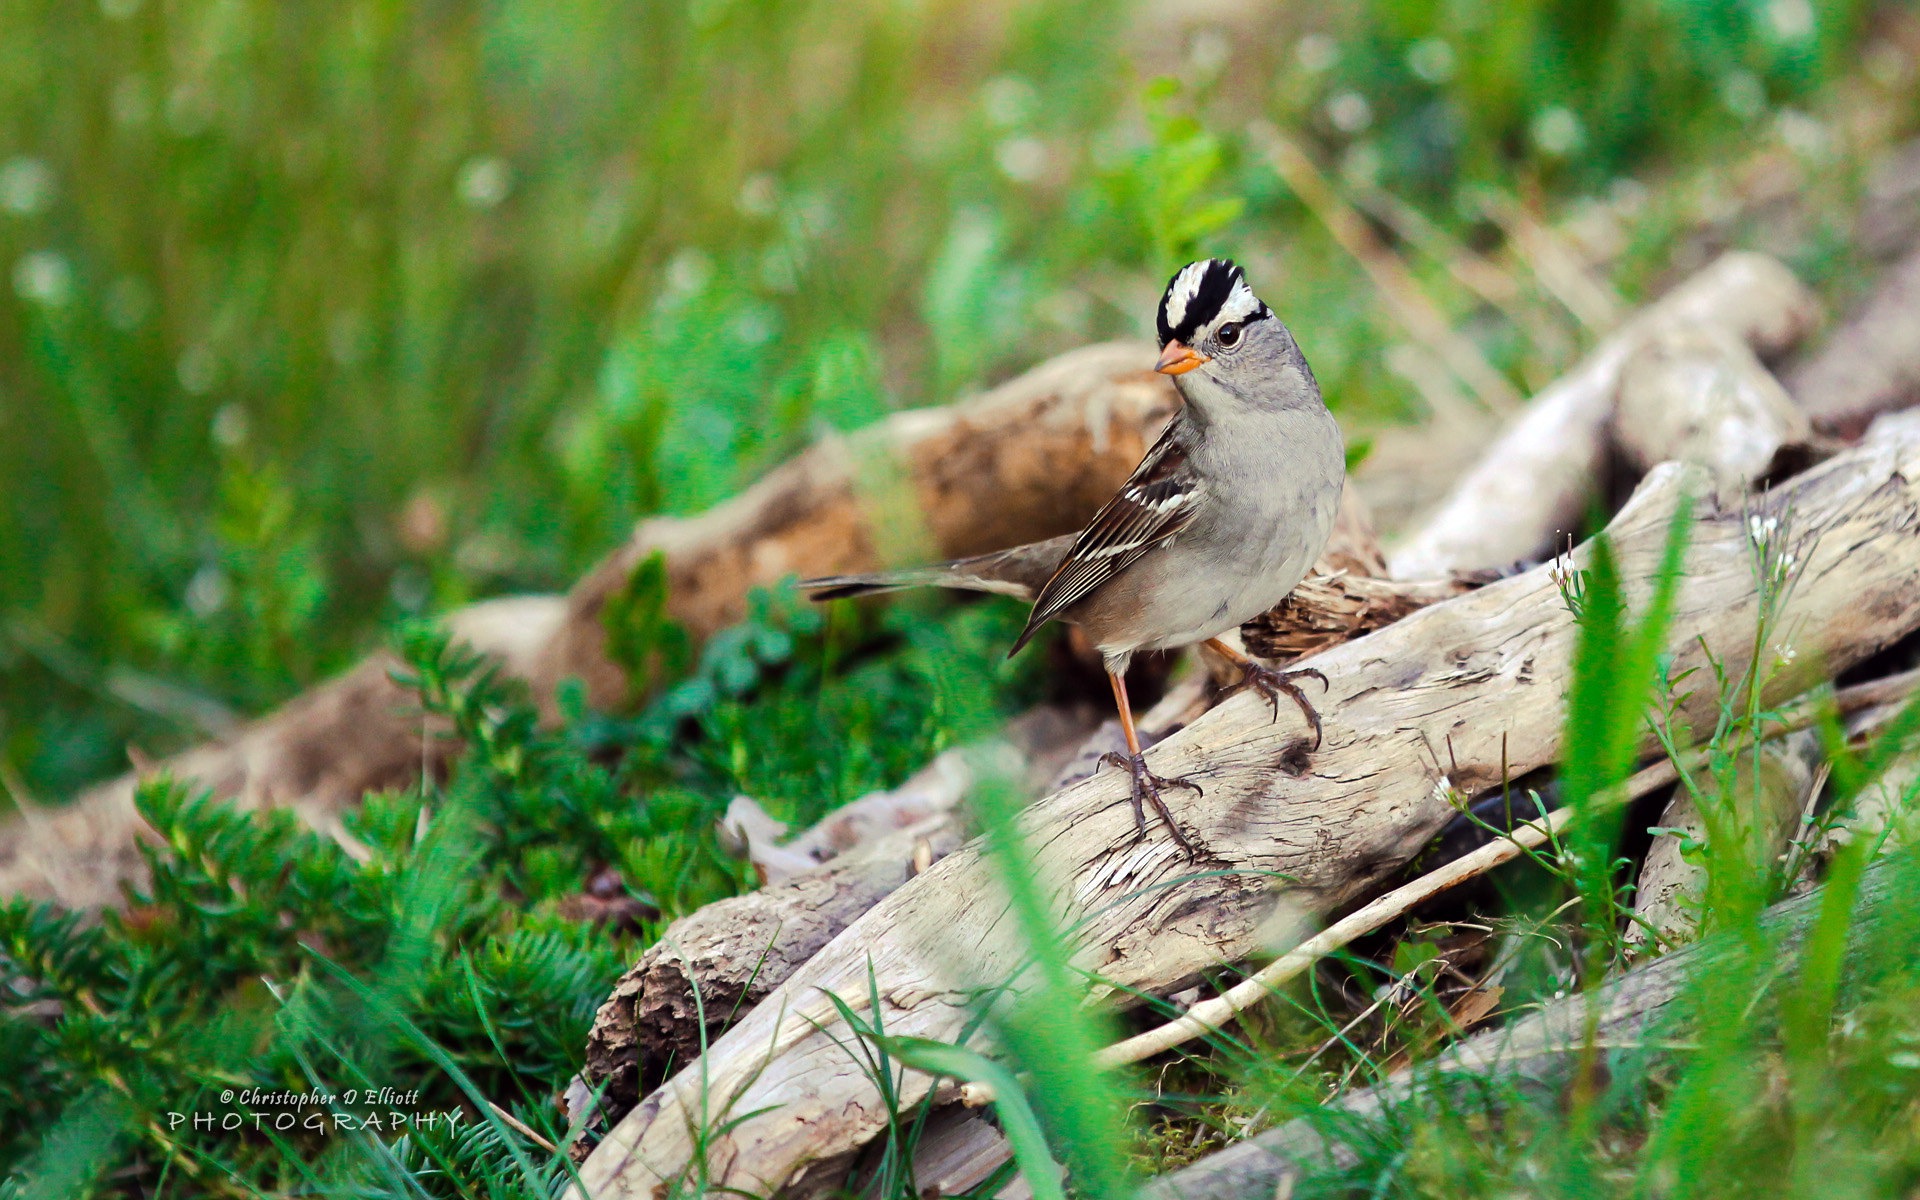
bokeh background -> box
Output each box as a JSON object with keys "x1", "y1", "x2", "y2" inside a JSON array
[{"x1": 1, "y1": 0, "x2": 1913, "y2": 803}]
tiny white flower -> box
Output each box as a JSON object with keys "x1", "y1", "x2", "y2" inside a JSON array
[
  {"x1": 1766, "y1": 0, "x2": 1815, "y2": 41},
  {"x1": 1295, "y1": 34, "x2": 1339, "y2": 73},
  {"x1": 735, "y1": 173, "x2": 778, "y2": 218},
  {"x1": 664, "y1": 247, "x2": 712, "y2": 298},
  {"x1": 12, "y1": 250, "x2": 72, "y2": 305},
  {"x1": 1406, "y1": 38, "x2": 1456, "y2": 84},
  {"x1": 994, "y1": 137, "x2": 1048, "y2": 184},
  {"x1": 979, "y1": 75, "x2": 1037, "y2": 129},
  {"x1": 211, "y1": 403, "x2": 249, "y2": 447},
  {"x1": 1777, "y1": 109, "x2": 1831, "y2": 160},
  {"x1": 186, "y1": 564, "x2": 230, "y2": 616},
  {"x1": 1720, "y1": 71, "x2": 1765, "y2": 120},
  {"x1": 1530, "y1": 107, "x2": 1585, "y2": 157},
  {"x1": 1187, "y1": 29, "x2": 1230, "y2": 80},
  {"x1": 0, "y1": 157, "x2": 54, "y2": 216},
  {"x1": 456, "y1": 156, "x2": 511, "y2": 209},
  {"x1": 1326, "y1": 92, "x2": 1373, "y2": 134}
]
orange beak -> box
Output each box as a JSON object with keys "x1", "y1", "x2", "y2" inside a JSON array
[{"x1": 1155, "y1": 340, "x2": 1209, "y2": 375}]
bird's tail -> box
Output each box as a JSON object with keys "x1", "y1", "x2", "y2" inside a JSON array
[
  {"x1": 799, "y1": 536, "x2": 1073, "y2": 604},
  {"x1": 799, "y1": 564, "x2": 1001, "y2": 601}
]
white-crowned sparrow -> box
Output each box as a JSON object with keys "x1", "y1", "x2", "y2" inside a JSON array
[{"x1": 803, "y1": 259, "x2": 1346, "y2": 851}]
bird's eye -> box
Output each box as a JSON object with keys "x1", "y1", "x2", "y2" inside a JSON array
[{"x1": 1216, "y1": 321, "x2": 1242, "y2": 348}]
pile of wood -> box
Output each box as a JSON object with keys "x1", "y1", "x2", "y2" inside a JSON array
[
  {"x1": 6, "y1": 223, "x2": 1920, "y2": 1198},
  {"x1": 556, "y1": 245, "x2": 1920, "y2": 1198}
]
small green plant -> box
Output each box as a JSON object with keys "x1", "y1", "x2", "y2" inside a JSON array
[
  {"x1": 1552, "y1": 496, "x2": 1693, "y2": 978},
  {"x1": 1, "y1": 585, "x2": 1042, "y2": 1192}
]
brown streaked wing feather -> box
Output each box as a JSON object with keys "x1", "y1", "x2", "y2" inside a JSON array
[{"x1": 1009, "y1": 419, "x2": 1203, "y2": 655}]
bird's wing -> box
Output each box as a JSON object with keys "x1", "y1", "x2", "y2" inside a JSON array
[{"x1": 1010, "y1": 419, "x2": 1204, "y2": 655}]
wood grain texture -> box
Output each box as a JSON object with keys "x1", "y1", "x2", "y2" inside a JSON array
[{"x1": 576, "y1": 413, "x2": 1920, "y2": 1197}]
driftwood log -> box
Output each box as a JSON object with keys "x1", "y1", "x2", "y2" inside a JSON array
[
  {"x1": 1612, "y1": 322, "x2": 1812, "y2": 487},
  {"x1": 576, "y1": 485, "x2": 1454, "y2": 1131},
  {"x1": 1627, "y1": 730, "x2": 1825, "y2": 953},
  {"x1": 1387, "y1": 251, "x2": 1818, "y2": 578},
  {"x1": 578, "y1": 707, "x2": 1099, "y2": 1119},
  {"x1": 1787, "y1": 244, "x2": 1920, "y2": 439},
  {"x1": 1144, "y1": 856, "x2": 1915, "y2": 1200},
  {"x1": 574, "y1": 408, "x2": 1920, "y2": 1196},
  {"x1": 0, "y1": 595, "x2": 567, "y2": 907},
  {"x1": 0, "y1": 344, "x2": 1182, "y2": 907}
]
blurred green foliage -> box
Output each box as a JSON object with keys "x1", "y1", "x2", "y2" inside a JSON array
[{"x1": 0, "y1": 0, "x2": 1893, "y2": 799}]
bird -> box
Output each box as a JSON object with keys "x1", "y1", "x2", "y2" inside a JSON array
[{"x1": 800, "y1": 259, "x2": 1346, "y2": 852}]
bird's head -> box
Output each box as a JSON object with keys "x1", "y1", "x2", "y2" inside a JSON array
[{"x1": 1154, "y1": 258, "x2": 1317, "y2": 413}]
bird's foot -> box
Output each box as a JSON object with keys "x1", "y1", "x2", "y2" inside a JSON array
[
  {"x1": 1099, "y1": 751, "x2": 1203, "y2": 854},
  {"x1": 1235, "y1": 662, "x2": 1329, "y2": 750}
]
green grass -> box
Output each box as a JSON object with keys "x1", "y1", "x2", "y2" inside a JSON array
[{"x1": 4, "y1": 0, "x2": 1919, "y2": 1195}]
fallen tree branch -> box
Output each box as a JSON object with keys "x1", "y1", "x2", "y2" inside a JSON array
[
  {"x1": 911, "y1": 668, "x2": 1920, "y2": 1191},
  {"x1": 578, "y1": 486, "x2": 1417, "y2": 1135},
  {"x1": 1387, "y1": 252, "x2": 1818, "y2": 578},
  {"x1": 0, "y1": 345, "x2": 1179, "y2": 908},
  {"x1": 578, "y1": 707, "x2": 1098, "y2": 1120},
  {"x1": 1612, "y1": 321, "x2": 1812, "y2": 487},
  {"x1": 1787, "y1": 244, "x2": 1920, "y2": 439},
  {"x1": 575, "y1": 412, "x2": 1920, "y2": 1198},
  {"x1": 577, "y1": 487, "x2": 1441, "y2": 1138},
  {"x1": 1627, "y1": 730, "x2": 1824, "y2": 953},
  {"x1": 1142, "y1": 855, "x2": 1914, "y2": 1200},
  {"x1": 1097, "y1": 666, "x2": 1917, "y2": 1073}
]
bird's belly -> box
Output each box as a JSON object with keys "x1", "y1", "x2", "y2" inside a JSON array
[{"x1": 1073, "y1": 512, "x2": 1330, "y2": 656}]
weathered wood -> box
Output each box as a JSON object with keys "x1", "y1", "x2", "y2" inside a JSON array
[
  {"x1": 1628, "y1": 730, "x2": 1824, "y2": 953},
  {"x1": 1388, "y1": 252, "x2": 1818, "y2": 578},
  {"x1": 1787, "y1": 245, "x2": 1920, "y2": 438},
  {"x1": 1143, "y1": 857, "x2": 1912, "y2": 1200},
  {"x1": 0, "y1": 596, "x2": 567, "y2": 908},
  {"x1": 577, "y1": 485, "x2": 1434, "y2": 1139},
  {"x1": 1613, "y1": 322, "x2": 1812, "y2": 488},
  {"x1": 579, "y1": 708, "x2": 1097, "y2": 1120},
  {"x1": 525, "y1": 342, "x2": 1180, "y2": 709},
  {"x1": 1240, "y1": 573, "x2": 1482, "y2": 663},
  {"x1": 575, "y1": 412, "x2": 1920, "y2": 1198},
  {"x1": 0, "y1": 344, "x2": 1178, "y2": 908}
]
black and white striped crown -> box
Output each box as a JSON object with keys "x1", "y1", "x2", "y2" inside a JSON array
[{"x1": 1155, "y1": 258, "x2": 1270, "y2": 348}]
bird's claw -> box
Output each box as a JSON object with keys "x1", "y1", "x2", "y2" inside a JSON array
[
  {"x1": 1236, "y1": 663, "x2": 1327, "y2": 750},
  {"x1": 1099, "y1": 751, "x2": 1202, "y2": 854}
]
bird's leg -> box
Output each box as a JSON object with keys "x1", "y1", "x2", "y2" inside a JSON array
[
  {"x1": 1098, "y1": 669, "x2": 1201, "y2": 853},
  {"x1": 1203, "y1": 637, "x2": 1328, "y2": 751}
]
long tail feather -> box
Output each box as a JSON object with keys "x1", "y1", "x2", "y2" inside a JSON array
[
  {"x1": 799, "y1": 537, "x2": 1074, "y2": 604},
  {"x1": 798, "y1": 568, "x2": 960, "y2": 601}
]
